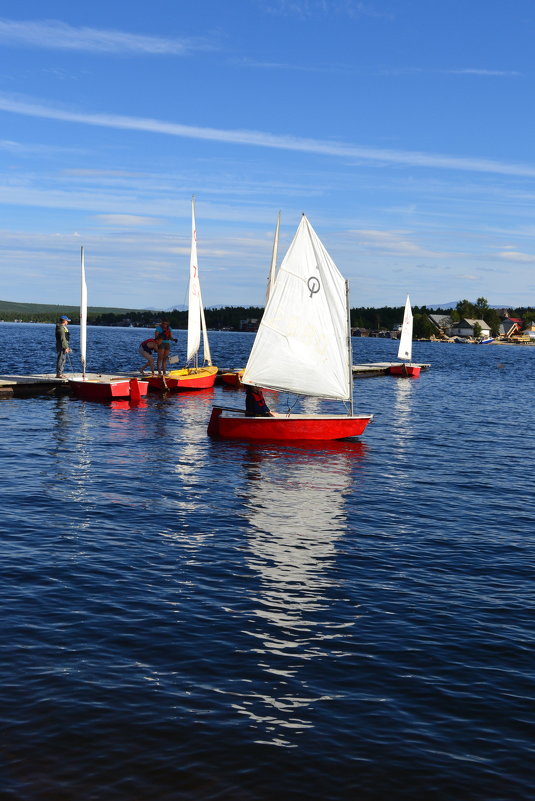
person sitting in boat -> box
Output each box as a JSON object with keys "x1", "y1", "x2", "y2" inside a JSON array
[
  {"x1": 138, "y1": 337, "x2": 159, "y2": 376},
  {"x1": 245, "y1": 385, "x2": 274, "y2": 417},
  {"x1": 154, "y1": 319, "x2": 177, "y2": 376}
]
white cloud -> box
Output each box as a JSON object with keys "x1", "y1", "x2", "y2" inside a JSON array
[
  {"x1": 2, "y1": 93, "x2": 535, "y2": 179},
  {"x1": 93, "y1": 214, "x2": 158, "y2": 227},
  {"x1": 348, "y1": 229, "x2": 441, "y2": 257},
  {"x1": 496, "y1": 249, "x2": 535, "y2": 263},
  {"x1": 261, "y1": 1, "x2": 392, "y2": 20},
  {"x1": 444, "y1": 68, "x2": 520, "y2": 77},
  {"x1": 0, "y1": 18, "x2": 211, "y2": 55}
]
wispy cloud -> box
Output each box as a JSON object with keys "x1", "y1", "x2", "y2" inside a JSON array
[
  {"x1": 93, "y1": 214, "x2": 159, "y2": 227},
  {"x1": 496, "y1": 248, "x2": 535, "y2": 263},
  {"x1": 443, "y1": 68, "x2": 521, "y2": 77},
  {"x1": 0, "y1": 18, "x2": 212, "y2": 55},
  {"x1": 2, "y1": 93, "x2": 535, "y2": 179},
  {"x1": 349, "y1": 229, "x2": 440, "y2": 258},
  {"x1": 261, "y1": 1, "x2": 392, "y2": 20},
  {"x1": 0, "y1": 137, "x2": 83, "y2": 156}
]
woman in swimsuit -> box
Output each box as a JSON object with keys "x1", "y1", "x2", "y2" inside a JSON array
[{"x1": 138, "y1": 337, "x2": 159, "y2": 375}]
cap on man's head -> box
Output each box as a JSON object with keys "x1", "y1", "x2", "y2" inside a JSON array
[{"x1": 60, "y1": 315, "x2": 71, "y2": 321}]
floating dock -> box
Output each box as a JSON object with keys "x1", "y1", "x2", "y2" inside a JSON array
[
  {"x1": 0, "y1": 373, "x2": 135, "y2": 398},
  {"x1": 0, "y1": 363, "x2": 432, "y2": 398},
  {"x1": 352, "y1": 362, "x2": 430, "y2": 377}
]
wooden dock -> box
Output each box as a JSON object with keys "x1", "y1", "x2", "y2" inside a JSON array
[
  {"x1": 0, "y1": 363, "x2": 432, "y2": 398},
  {"x1": 0, "y1": 373, "x2": 137, "y2": 398}
]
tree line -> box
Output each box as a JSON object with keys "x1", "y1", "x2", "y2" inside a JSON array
[{"x1": 2, "y1": 298, "x2": 535, "y2": 338}]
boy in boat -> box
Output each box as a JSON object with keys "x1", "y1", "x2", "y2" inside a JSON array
[
  {"x1": 55, "y1": 315, "x2": 71, "y2": 378},
  {"x1": 245, "y1": 385, "x2": 275, "y2": 417},
  {"x1": 154, "y1": 319, "x2": 177, "y2": 376},
  {"x1": 138, "y1": 337, "x2": 159, "y2": 376}
]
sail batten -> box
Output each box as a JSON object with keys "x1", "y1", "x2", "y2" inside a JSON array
[{"x1": 243, "y1": 215, "x2": 351, "y2": 401}]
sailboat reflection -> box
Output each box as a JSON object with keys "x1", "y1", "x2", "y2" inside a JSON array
[{"x1": 232, "y1": 440, "x2": 367, "y2": 746}]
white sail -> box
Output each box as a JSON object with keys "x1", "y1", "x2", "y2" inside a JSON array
[
  {"x1": 243, "y1": 215, "x2": 351, "y2": 401},
  {"x1": 186, "y1": 197, "x2": 202, "y2": 363},
  {"x1": 80, "y1": 246, "x2": 87, "y2": 376},
  {"x1": 265, "y1": 211, "x2": 280, "y2": 306},
  {"x1": 397, "y1": 295, "x2": 413, "y2": 362}
]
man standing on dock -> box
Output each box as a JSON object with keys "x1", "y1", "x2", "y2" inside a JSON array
[{"x1": 55, "y1": 315, "x2": 71, "y2": 378}]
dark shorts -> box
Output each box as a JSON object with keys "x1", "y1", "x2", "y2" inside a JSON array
[{"x1": 159, "y1": 342, "x2": 170, "y2": 351}]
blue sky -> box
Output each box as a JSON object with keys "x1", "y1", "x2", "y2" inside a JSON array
[{"x1": 1, "y1": 0, "x2": 535, "y2": 309}]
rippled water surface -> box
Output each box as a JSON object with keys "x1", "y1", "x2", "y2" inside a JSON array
[{"x1": 1, "y1": 323, "x2": 534, "y2": 800}]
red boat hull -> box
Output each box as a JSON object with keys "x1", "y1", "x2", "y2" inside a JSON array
[
  {"x1": 208, "y1": 407, "x2": 373, "y2": 441},
  {"x1": 69, "y1": 378, "x2": 149, "y2": 401},
  {"x1": 389, "y1": 364, "x2": 421, "y2": 378},
  {"x1": 147, "y1": 366, "x2": 218, "y2": 392},
  {"x1": 221, "y1": 371, "x2": 244, "y2": 388}
]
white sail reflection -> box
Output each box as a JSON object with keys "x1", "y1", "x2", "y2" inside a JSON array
[
  {"x1": 387, "y1": 378, "x2": 415, "y2": 491},
  {"x1": 231, "y1": 442, "x2": 366, "y2": 746}
]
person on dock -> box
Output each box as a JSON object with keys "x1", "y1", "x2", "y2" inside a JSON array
[
  {"x1": 245, "y1": 385, "x2": 275, "y2": 417},
  {"x1": 55, "y1": 315, "x2": 71, "y2": 378},
  {"x1": 154, "y1": 319, "x2": 177, "y2": 376},
  {"x1": 138, "y1": 337, "x2": 159, "y2": 376}
]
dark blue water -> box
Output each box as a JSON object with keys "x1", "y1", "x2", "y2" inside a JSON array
[{"x1": 1, "y1": 323, "x2": 534, "y2": 801}]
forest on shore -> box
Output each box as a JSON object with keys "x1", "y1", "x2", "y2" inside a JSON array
[{"x1": 1, "y1": 298, "x2": 534, "y2": 338}]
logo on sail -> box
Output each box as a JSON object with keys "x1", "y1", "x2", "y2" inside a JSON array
[{"x1": 307, "y1": 276, "x2": 320, "y2": 298}]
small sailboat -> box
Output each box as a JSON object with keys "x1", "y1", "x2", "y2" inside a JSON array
[
  {"x1": 148, "y1": 198, "x2": 217, "y2": 391},
  {"x1": 69, "y1": 248, "x2": 149, "y2": 401},
  {"x1": 220, "y1": 212, "x2": 281, "y2": 391},
  {"x1": 389, "y1": 295, "x2": 421, "y2": 377},
  {"x1": 208, "y1": 215, "x2": 373, "y2": 441}
]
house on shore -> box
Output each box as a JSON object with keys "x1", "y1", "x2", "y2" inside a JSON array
[
  {"x1": 427, "y1": 314, "x2": 453, "y2": 337},
  {"x1": 499, "y1": 317, "x2": 523, "y2": 338},
  {"x1": 449, "y1": 318, "x2": 491, "y2": 339}
]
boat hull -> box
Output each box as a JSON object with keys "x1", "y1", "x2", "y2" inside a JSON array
[
  {"x1": 221, "y1": 370, "x2": 244, "y2": 388},
  {"x1": 208, "y1": 407, "x2": 373, "y2": 441},
  {"x1": 69, "y1": 377, "x2": 148, "y2": 401},
  {"x1": 147, "y1": 366, "x2": 218, "y2": 392},
  {"x1": 389, "y1": 364, "x2": 421, "y2": 378}
]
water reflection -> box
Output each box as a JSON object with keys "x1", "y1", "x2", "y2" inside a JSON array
[{"x1": 232, "y1": 441, "x2": 367, "y2": 746}]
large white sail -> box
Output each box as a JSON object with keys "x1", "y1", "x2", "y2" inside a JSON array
[
  {"x1": 243, "y1": 215, "x2": 351, "y2": 401},
  {"x1": 397, "y1": 295, "x2": 413, "y2": 362},
  {"x1": 186, "y1": 197, "x2": 201, "y2": 363},
  {"x1": 265, "y1": 211, "x2": 280, "y2": 306},
  {"x1": 80, "y1": 246, "x2": 87, "y2": 376}
]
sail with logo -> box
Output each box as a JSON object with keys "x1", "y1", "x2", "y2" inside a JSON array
[{"x1": 208, "y1": 214, "x2": 373, "y2": 441}]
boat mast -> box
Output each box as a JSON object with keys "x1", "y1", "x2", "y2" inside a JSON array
[
  {"x1": 80, "y1": 246, "x2": 87, "y2": 380},
  {"x1": 346, "y1": 280, "x2": 354, "y2": 415}
]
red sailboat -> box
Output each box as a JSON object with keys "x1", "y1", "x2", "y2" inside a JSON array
[
  {"x1": 208, "y1": 215, "x2": 373, "y2": 441},
  {"x1": 68, "y1": 247, "x2": 148, "y2": 401},
  {"x1": 389, "y1": 295, "x2": 421, "y2": 378}
]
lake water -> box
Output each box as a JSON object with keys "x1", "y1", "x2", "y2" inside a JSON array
[{"x1": 1, "y1": 323, "x2": 534, "y2": 800}]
